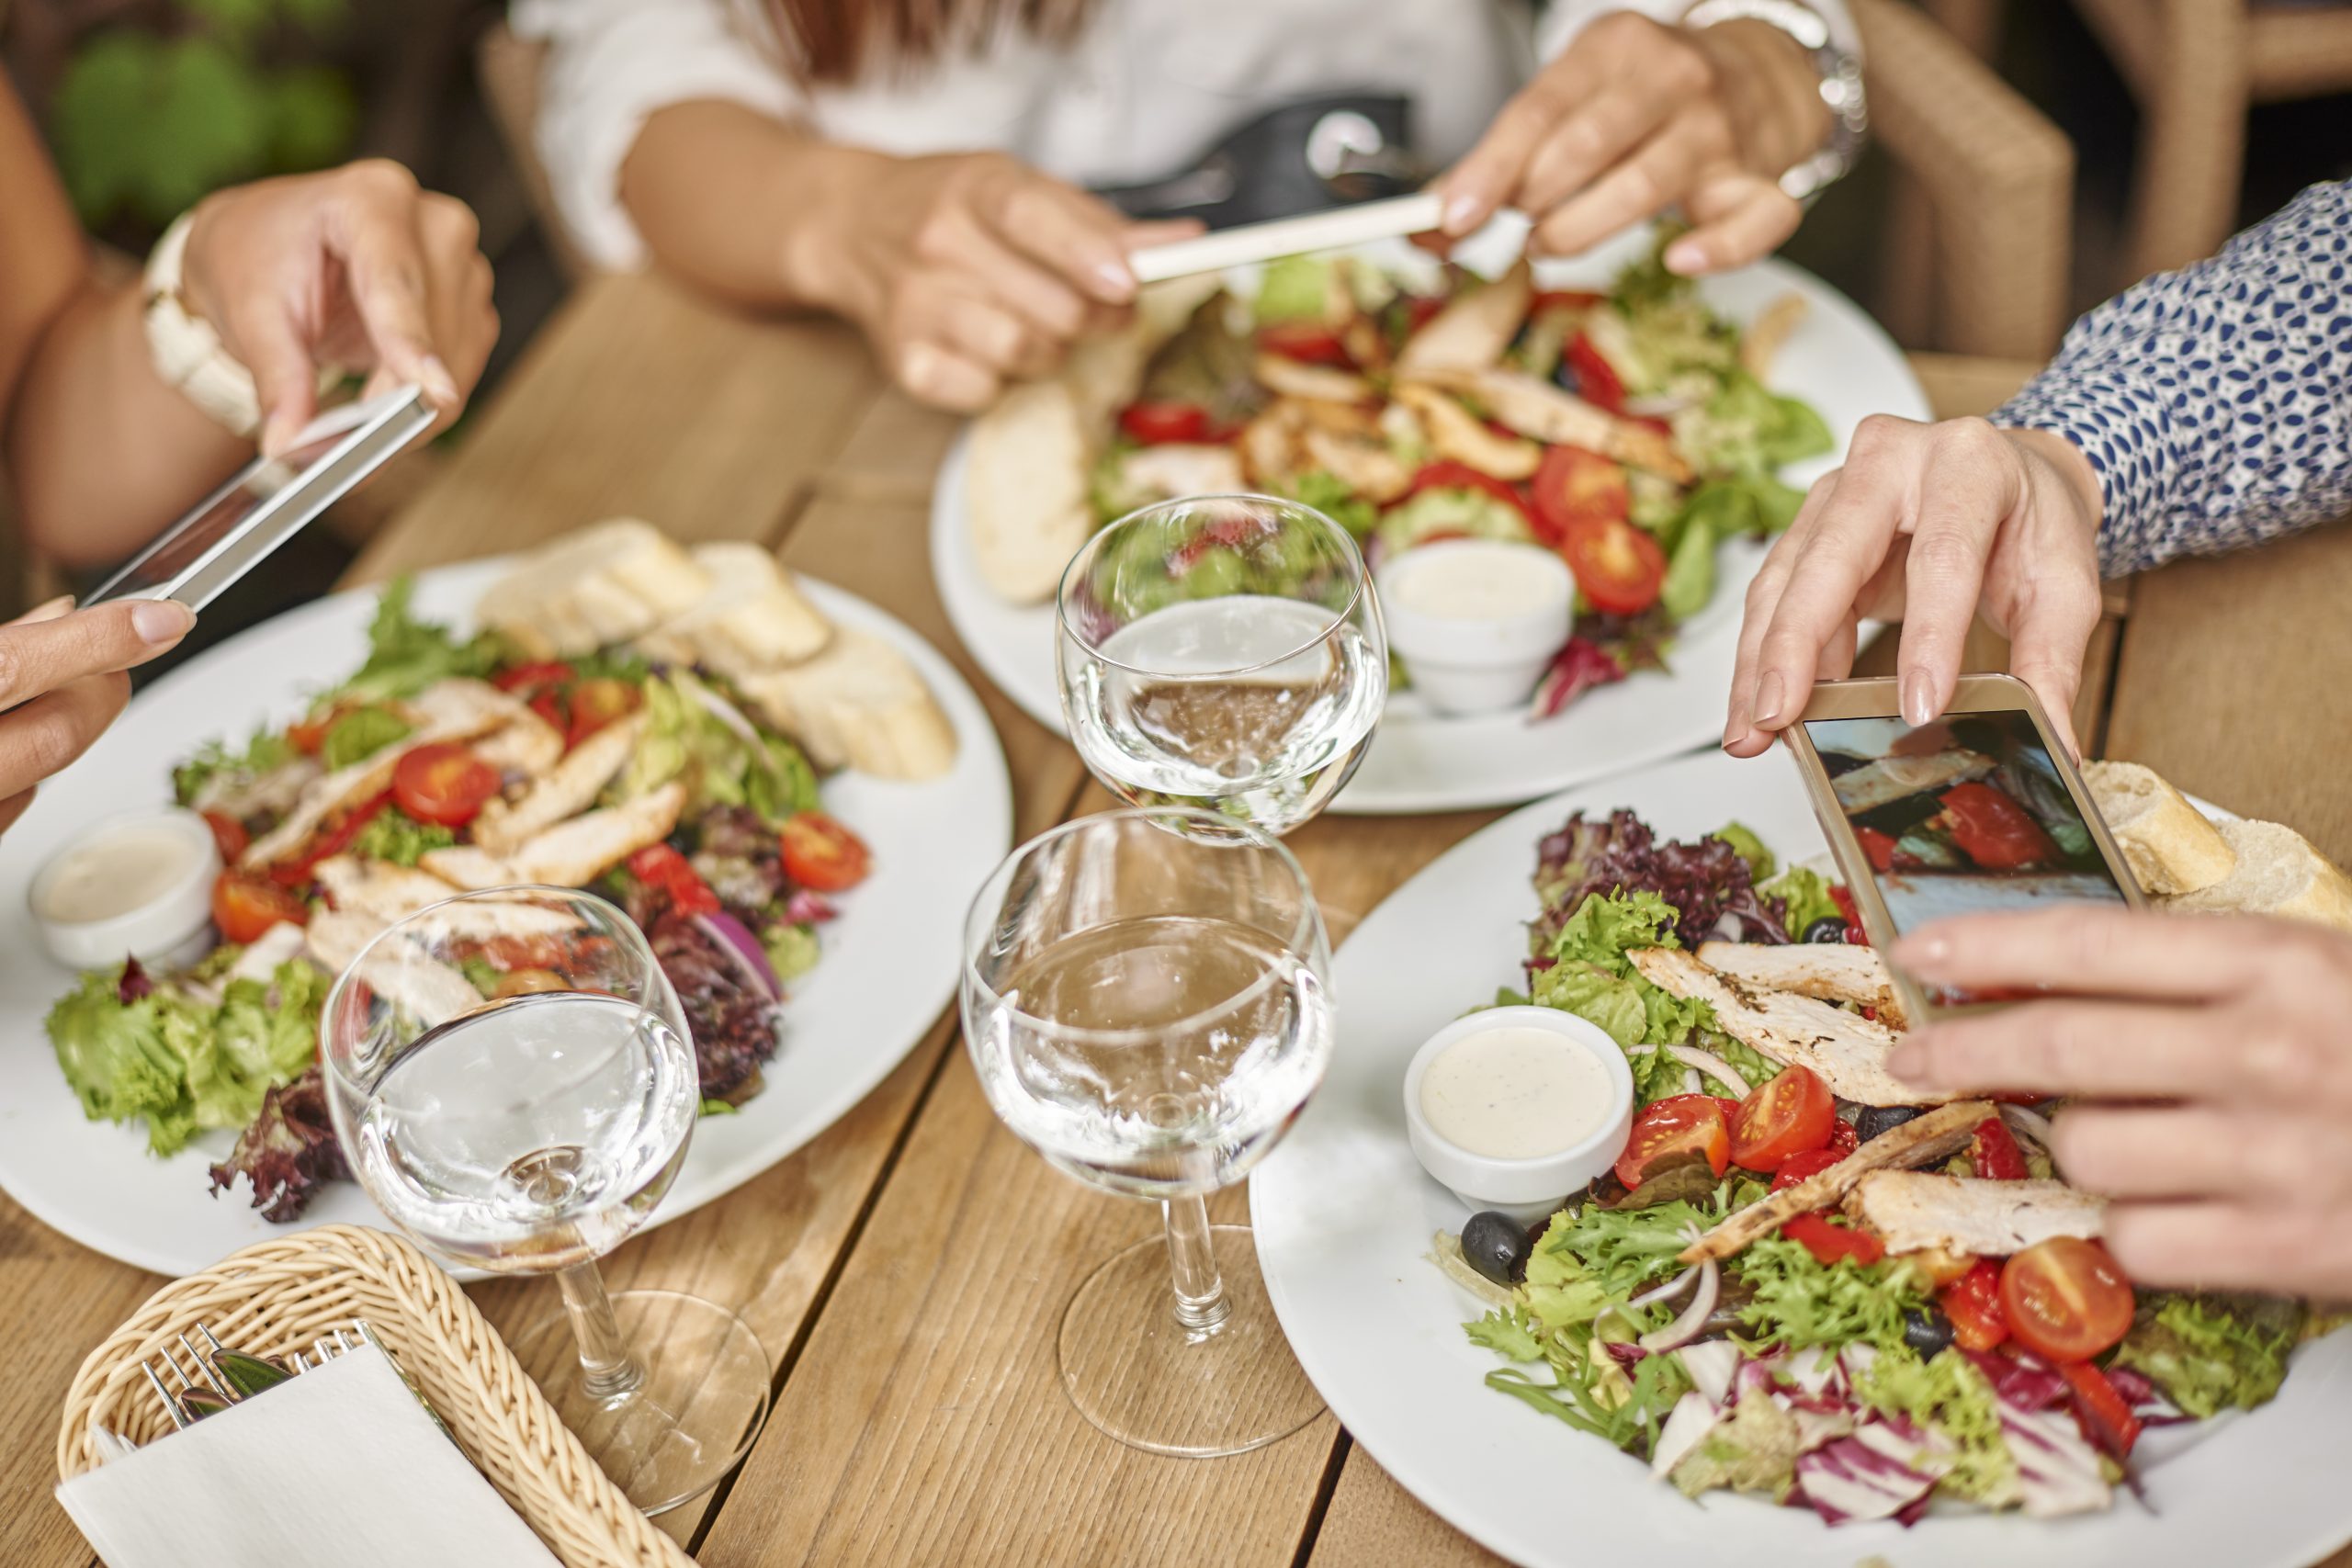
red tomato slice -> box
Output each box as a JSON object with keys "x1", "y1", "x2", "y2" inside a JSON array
[
  {"x1": 2000, "y1": 1237, "x2": 2134, "y2": 1363},
  {"x1": 392, "y1": 743, "x2": 500, "y2": 828},
  {"x1": 1527, "y1": 445, "x2": 1631, "y2": 547},
  {"x1": 1940, "y1": 1259, "x2": 2011, "y2": 1352},
  {"x1": 1559, "y1": 512, "x2": 1667, "y2": 618},
  {"x1": 1770, "y1": 1146, "x2": 1848, "y2": 1192},
  {"x1": 1258, "y1": 321, "x2": 1353, "y2": 367},
  {"x1": 1825, "y1": 1118, "x2": 1859, "y2": 1156},
  {"x1": 2059, "y1": 1360, "x2": 2143, "y2": 1460},
  {"x1": 1398, "y1": 460, "x2": 1535, "y2": 525},
  {"x1": 492, "y1": 661, "x2": 574, "y2": 694},
  {"x1": 1854, "y1": 826, "x2": 1898, "y2": 874},
  {"x1": 1730, "y1": 1064, "x2": 1836, "y2": 1172},
  {"x1": 268, "y1": 790, "x2": 391, "y2": 887},
  {"x1": 1614, "y1": 1095, "x2": 1731, "y2": 1188},
  {"x1": 200, "y1": 810, "x2": 249, "y2": 863},
  {"x1": 627, "y1": 843, "x2": 721, "y2": 917},
  {"x1": 1972, "y1": 1116, "x2": 2031, "y2": 1179},
  {"x1": 780, "y1": 811, "x2": 872, "y2": 892},
  {"x1": 1781, "y1": 1212, "x2": 1884, "y2": 1268},
  {"x1": 212, "y1": 873, "x2": 309, "y2": 943},
  {"x1": 564, "y1": 678, "x2": 641, "y2": 749},
  {"x1": 1119, "y1": 401, "x2": 1216, "y2": 446},
  {"x1": 1936, "y1": 781, "x2": 2059, "y2": 871},
  {"x1": 1564, "y1": 333, "x2": 1628, "y2": 412},
  {"x1": 284, "y1": 703, "x2": 353, "y2": 757}
]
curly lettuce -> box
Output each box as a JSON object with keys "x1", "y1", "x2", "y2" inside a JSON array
[
  {"x1": 1731, "y1": 1233, "x2": 1930, "y2": 1356},
  {"x1": 2113, "y1": 1293, "x2": 2302, "y2": 1418}
]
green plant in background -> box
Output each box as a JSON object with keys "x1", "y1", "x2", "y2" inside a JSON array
[{"x1": 50, "y1": 0, "x2": 356, "y2": 231}]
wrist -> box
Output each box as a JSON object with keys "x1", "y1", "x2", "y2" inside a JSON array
[
  {"x1": 775, "y1": 145, "x2": 892, "y2": 323},
  {"x1": 2007, "y1": 425, "x2": 2107, "y2": 536},
  {"x1": 1685, "y1": 17, "x2": 1833, "y2": 178}
]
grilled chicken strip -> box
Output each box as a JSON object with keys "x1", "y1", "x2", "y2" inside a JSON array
[
  {"x1": 1694, "y1": 941, "x2": 1906, "y2": 1028},
  {"x1": 1844, "y1": 1172, "x2": 2105, "y2": 1257},
  {"x1": 470, "y1": 710, "x2": 648, "y2": 855}
]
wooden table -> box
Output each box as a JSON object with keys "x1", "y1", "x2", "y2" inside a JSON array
[{"x1": 7, "y1": 276, "x2": 2351, "y2": 1567}]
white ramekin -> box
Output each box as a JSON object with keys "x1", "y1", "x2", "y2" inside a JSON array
[
  {"x1": 29, "y1": 807, "x2": 222, "y2": 969},
  {"x1": 1375, "y1": 540, "x2": 1575, "y2": 716}
]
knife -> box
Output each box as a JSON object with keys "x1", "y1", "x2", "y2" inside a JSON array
[{"x1": 1125, "y1": 192, "x2": 1446, "y2": 285}]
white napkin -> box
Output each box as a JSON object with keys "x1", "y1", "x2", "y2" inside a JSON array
[{"x1": 58, "y1": 1343, "x2": 563, "y2": 1568}]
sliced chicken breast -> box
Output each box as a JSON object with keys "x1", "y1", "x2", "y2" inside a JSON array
[
  {"x1": 422, "y1": 780, "x2": 687, "y2": 890},
  {"x1": 1827, "y1": 750, "x2": 1993, "y2": 816},
  {"x1": 1844, "y1": 1172, "x2": 2105, "y2": 1257},
  {"x1": 1695, "y1": 941, "x2": 1906, "y2": 1027},
  {"x1": 469, "y1": 710, "x2": 647, "y2": 855},
  {"x1": 1629, "y1": 947, "x2": 1946, "y2": 1108},
  {"x1": 303, "y1": 909, "x2": 484, "y2": 1027},
  {"x1": 311, "y1": 856, "x2": 576, "y2": 940}
]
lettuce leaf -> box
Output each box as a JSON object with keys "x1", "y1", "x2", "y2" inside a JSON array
[
  {"x1": 1732, "y1": 1234, "x2": 1930, "y2": 1355},
  {"x1": 334, "y1": 577, "x2": 504, "y2": 703},
  {"x1": 1758, "y1": 864, "x2": 1841, "y2": 936},
  {"x1": 348, "y1": 807, "x2": 456, "y2": 867},
  {"x1": 318, "y1": 705, "x2": 411, "y2": 770},
  {"x1": 1857, "y1": 1344, "x2": 2018, "y2": 1504},
  {"x1": 2112, "y1": 1293, "x2": 2301, "y2": 1418}
]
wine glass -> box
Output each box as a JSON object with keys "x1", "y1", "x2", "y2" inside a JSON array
[
  {"x1": 962, "y1": 808, "x2": 1335, "y2": 1456},
  {"x1": 321, "y1": 886, "x2": 769, "y2": 1514},
  {"x1": 1057, "y1": 494, "x2": 1386, "y2": 836}
]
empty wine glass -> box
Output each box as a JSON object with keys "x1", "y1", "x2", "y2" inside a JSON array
[
  {"x1": 962, "y1": 808, "x2": 1335, "y2": 1456},
  {"x1": 1057, "y1": 494, "x2": 1386, "y2": 836},
  {"x1": 321, "y1": 886, "x2": 769, "y2": 1514}
]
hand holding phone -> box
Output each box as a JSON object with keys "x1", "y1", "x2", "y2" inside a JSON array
[
  {"x1": 1782, "y1": 673, "x2": 2144, "y2": 1021},
  {"x1": 0, "y1": 596, "x2": 196, "y2": 836}
]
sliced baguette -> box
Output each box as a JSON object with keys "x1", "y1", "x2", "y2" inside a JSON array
[
  {"x1": 637, "y1": 542, "x2": 831, "y2": 677},
  {"x1": 2159, "y1": 818, "x2": 2352, "y2": 933},
  {"x1": 740, "y1": 629, "x2": 956, "y2": 781},
  {"x1": 476, "y1": 519, "x2": 711, "y2": 659},
  {"x1": 2083, "y1": 760, "x2": 2235, "y2": 895}
]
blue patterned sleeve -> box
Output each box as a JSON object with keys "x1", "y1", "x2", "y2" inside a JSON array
[{"x1": 1991, "y1": 180, "x2": 2352, "y2": 579}]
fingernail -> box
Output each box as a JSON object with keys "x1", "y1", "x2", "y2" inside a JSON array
[
  {"x1": 1752, "y1": 671, "x2": 1787, "y2": 727},
  {"x1": 1665, "y1": 239, "x2": 1706, "y2": 275},
  {"x1": 1886, "y1": 1043, "x2": 1930, "y2": 1084},
  {"x1": 420, "y1": 355, "x2": 460, "y2": 407},
  {"x1": 1442, "y1": 191, "x2": 1484, "y2": 236},
  {"x1": 1093, "y1": 260, "x2": 1136, "y2": 301},
  {"x1": 130, "y1": 599, "x2": 196, "y2": 646},
  {"x1": 1901, "y1": 670, "x2": 1937, "y2": 728}
]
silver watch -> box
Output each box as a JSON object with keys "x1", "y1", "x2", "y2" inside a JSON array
[{"x1": 1680, "y1": 0, "x2": 1868, "y2": 202}]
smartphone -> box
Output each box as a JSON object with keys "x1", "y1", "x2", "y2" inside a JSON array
[
  {"x1": 1782, "y1": 673, "x2": 2146, "y2": 1021},
  {"x1": 84, "y1": 385, "x2": 433, "y2": 613}
]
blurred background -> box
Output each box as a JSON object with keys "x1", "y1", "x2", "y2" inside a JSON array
[{"x1": 3, "y1": 0, "x2": 2350, "y2": 648}]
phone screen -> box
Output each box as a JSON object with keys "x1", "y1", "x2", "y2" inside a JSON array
[
  {"x1": 91, "y1": 427, "x2": 354, "y2": 603},
  {"x1": 1804, "y1": 711, "x2": 2128, "y2": 1001}
]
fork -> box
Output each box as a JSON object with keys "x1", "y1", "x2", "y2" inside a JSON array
[{"x1": 142, "y1": 1318, "x2": 447, "y2": 1442}]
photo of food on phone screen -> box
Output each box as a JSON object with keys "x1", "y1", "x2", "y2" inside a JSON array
[{"x1": 1804, "y1": 712, "x2": 2130, "y2": 944}]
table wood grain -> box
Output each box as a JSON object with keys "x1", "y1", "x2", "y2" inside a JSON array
[{"x1": 8, "y1": 271, "x2": 2350, "y2": 1568}]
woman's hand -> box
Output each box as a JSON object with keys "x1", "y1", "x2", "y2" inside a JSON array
[
  {"x1": 1724, "y1": 415, "x2": 2108, "y2": 761},
  {"x1": 0, "y1": 597, "x2": 196, "y2": 836},
  {"x1": 179, "y1": 160, "x2": 498, "y2": 454},
  {"x1": 1886, "y1": 906, "x2": 2352, "y2": 1298},
  {"x1": 1434, "y1": 13, "x2": 1828, "y2": 272},
  {"x1": 800, "y1": 152, "x2": 1198, "y2": 412}
]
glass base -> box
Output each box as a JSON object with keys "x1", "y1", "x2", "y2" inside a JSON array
[
  {"x1": 511, "y1": 1289, "x2": 772, "y2": 1515},
  {"x1": 1057, "y1": 1224, "x2": 1324, "y2": 1458}
]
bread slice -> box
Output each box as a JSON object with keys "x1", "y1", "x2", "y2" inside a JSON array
[
  {"x1": 637, "y1": 543, "x2": 831, "y2": 678},
  {"x1": 2083, "y1": 760, "x2": 2235, "y2": 895},
  {"x1": 740, "y1": 629, "x2": 956, "y2": 781},
  {"x1": 476, "y1": 519, "x2": 712, "y2": 658},
  {"x1": 2160, "y1": 818, "x2": 2352, "y2": 932}
]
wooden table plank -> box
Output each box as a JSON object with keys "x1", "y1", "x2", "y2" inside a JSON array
[
  {"x1": 816, "y1": 390, "x2": 963, "y2": 508},
  {"x1": 1310, "y1": 1448, "x2": 1505, "y2": 1568}
]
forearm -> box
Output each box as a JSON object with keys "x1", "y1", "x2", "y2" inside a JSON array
[
  {"x1": 618, "y1": 100, "x2": 881, "y2": 318},
  {"x1": 1994, "y1": 180, "x2": 2352, "y2": 578},
  {"x1": 6, "y1": 270, "x2": 250, "y2": 569}
]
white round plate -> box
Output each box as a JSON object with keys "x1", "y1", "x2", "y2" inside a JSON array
[
  {"x1": 1250, "y1": 748, "x2": 2352, "y2": 1567},
  {"x1": 0, "y1": 558, "x2": 1013, "y2": 1279},
  {"x1": 930, "y1": 226, "x2": 1931, "y2": 815}
]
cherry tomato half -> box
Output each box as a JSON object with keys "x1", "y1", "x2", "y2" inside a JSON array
[
  {"x1": 564, "y1": 678, "x2": 640, "y2": 749},
  {"x1": 212, "y1": 873, "x2": 309, "y2": 943},
  {"x1": 1730, "y1": 1065, "x2": 1836, "y2": 1173},
  {"x1": 1119, "y1": 401, "x2": 1216, "y2": 446},
  {"x1": 2000, "y1": 1237, "x2": 2134, "y2": 1363},
  {"x1": 1940, "y1": 1258, "x2": 2011, "y2": 1352},
  {"x1": 1257, "y1": 321, "x2": 1353, "y2": 367},
  {"x1": 627, "y1": 843, "x2": 721, "y2": 918},
  {"x1": 1972, "y1": 1116, "x2": 2031, "y2": 1180},
  {"x1": 200, "y1": 810, "x2": 249, "y2": 863},
  {"x1": 1563, "y1": 333, "x2": 1628, "y2": 413},
  {"x1": 1398, "y1": 460, "x2": 1535, "y2": 526},
  {"x1": 492, "y1": 660, "x2": 575, "y2": 694},
  {"x1": 780, "y1": 812, "x2": 873, "y2": 892},
  {"x1": 392, "y1": 743, "x2": 500, "y2": 828},
  {"x1": 1559, "y1": 512, "x2": 1667, "y2": 618},
  {"x1": 1936, "y1": 781, "x2": 2059, "y2": 872},
  {"x1": 1528, "y1": 445, "x2": 1631, "y2": 548},
  {"x1": 1614, "y1": 1095, "x2": 1731, "y2": 1189}
]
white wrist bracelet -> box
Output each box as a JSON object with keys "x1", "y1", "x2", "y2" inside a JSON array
[{"x1": 143, "y1": 212, "x2": 345, "y2": 440}]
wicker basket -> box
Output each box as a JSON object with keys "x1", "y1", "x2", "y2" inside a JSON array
[{"x1": 57, "y1": 1224, "x2": 693, "y2": 1568}]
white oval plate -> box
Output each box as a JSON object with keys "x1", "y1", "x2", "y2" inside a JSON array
[
  {"x1": 930, "y1": 227, "x2": 1931, "y2": 815},
  {"x1": 0, "y1": 558, "x2": 1013, "y2": 1280},
  {"x1": 1250, "y1": 747, "x2": 2352, "y2": 1566}
]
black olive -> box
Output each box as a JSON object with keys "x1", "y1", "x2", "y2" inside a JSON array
[
  {"x1": 1856, "y1": 1105, "x2": 1925, "y2": 1142},
  {"x1": 1803, "y1": 916, "x2": 1849, "y2": 944},
  {"x1": 1903, "y1": 1304, "x2": 1955, "y2": 1357},
  {"x1": 1462, "y1": 1210, "x2": 1534, "y2": 1287}
]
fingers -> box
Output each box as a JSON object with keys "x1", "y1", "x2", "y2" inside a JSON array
[
  {"x1": 2102, "y1": 1201, "x2": 2352, "y2": 1297},
  {"x1": 1514, "y1": 85, "x2": 1674, "y2": 217},
  {"x1": 0, "y1": 673, "x2": 131, "y2": 799},
  {"x1": 2052, "y1": 1105, "x2": 2352, "y2": 1205},
  {"x1": 1529, "y1": 109, "x2": 1724, "y2": 258},
  {"x1": 1434, "y1": 72, "x2": 1580, "y2": 237},
  {"x1": 1891, "y1": 420, "x2": 2018, "y2": 727},
  {"x1": 0, "y1": 601, "x2": 195, "y2": 712},
  {"x1": 1888, "y1": 998, "x2": 2244, "y2": 1102},
  {"x1": 0, "y1": 788, "x2": 32, "y2": 837},
  {"x1": 896, "y1": 340, "x2": 1001, "y2": 413},
  {"x1": 1671, "y1": 166, "x2": 1803, "y2": 274},
  {"x1": 2000, "y1": 566, "x2": 2104, "y2": 770},
  {"x1": 1892, "y1": 906, "x2": 2276, "y2": 1004},
  {"x1": 326, "y1": 163, "x2": 457, "y2": 409},
  {"x1": 981, "y1": 171, "x2": 1147, "y2": 306},
  {"x1": 233, "y1": 299, "x2": 329, "y2": 458},
  {"x1": 1724, "y1": 480, "x2": 1833, "y2": 755}
]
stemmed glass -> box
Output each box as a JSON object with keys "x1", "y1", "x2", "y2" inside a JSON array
[
  {"x1": 1057, "y1": 494, "x2": 1386, "y2": 836},
  {"x1": 962, "y1": 808, "x2": 1336, "y2": 1456},
  {"x1": 321, "y1": 886, "x2": 770, "y2": 1514}
]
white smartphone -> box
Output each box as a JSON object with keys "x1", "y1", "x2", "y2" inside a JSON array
[
  {"x1": 1782, "y1": 673, "x2": 2146, "y2": 1021},
  {"x1": 84, "y1": 385, "x2": 433, "y2": 612}
]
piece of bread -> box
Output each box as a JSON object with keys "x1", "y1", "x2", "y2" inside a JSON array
[
  {"x1": 2159, "y1": 818, "x2": 2352, "y2": 933},
  {"x1": 637, "y1": 542, "x2": 832, "y2": 678},
  {"x1": 740, "y1": 629, "x2": 957, "y2": 781},
  {"x1": 2083, "y1": 760, "x2": 2236, "y2": 895},
  {"x1": 476, "y1": 519, "x2": 712, "y2": 658}
]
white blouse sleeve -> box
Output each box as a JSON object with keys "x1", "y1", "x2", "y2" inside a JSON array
[
  {"x1": 511, "y1": 0, "x2": 801, "y2": 272},
  {"x1": 1533, "y1": 0, "x2": 1860, "y2": 63}
]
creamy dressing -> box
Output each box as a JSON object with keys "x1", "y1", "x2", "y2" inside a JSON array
[
  {"x1": 1387, "y1": 544, "x2": 1566, "y2": 623},
  {"x1": 1419, "y1": 1026, "x2": 1615, "y2": 1159},
  {"x1": 36, "y1": 822, "x2": 207, "y2": 924}
]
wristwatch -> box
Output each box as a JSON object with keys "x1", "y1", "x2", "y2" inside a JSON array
[
  {"x1": 1680, "y1": 0, "x2": 1869, "y2": 203},
  {"x1": 142, "y1": 213, "x2": 345, "y2": 440}
]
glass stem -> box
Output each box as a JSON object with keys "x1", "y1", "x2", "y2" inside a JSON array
[
  {"x1": 1162, "y1": 1195, "x2": 1230, "y2": 1336},
  {"x1": 558, "y1": 1261, "x2": 645, "y2": 1403}
]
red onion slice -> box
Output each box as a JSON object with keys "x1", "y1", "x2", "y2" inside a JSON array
[
  {"x1": 692, "y1": 911, "x2": 781, "y2": 1002},
  {"x1": 1667, "y1": 1044, "x2": 1751, "y2": 1099},
  {"x1": 1639, "y1": 1256, "x2": 1720, "y2": 1352}
]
